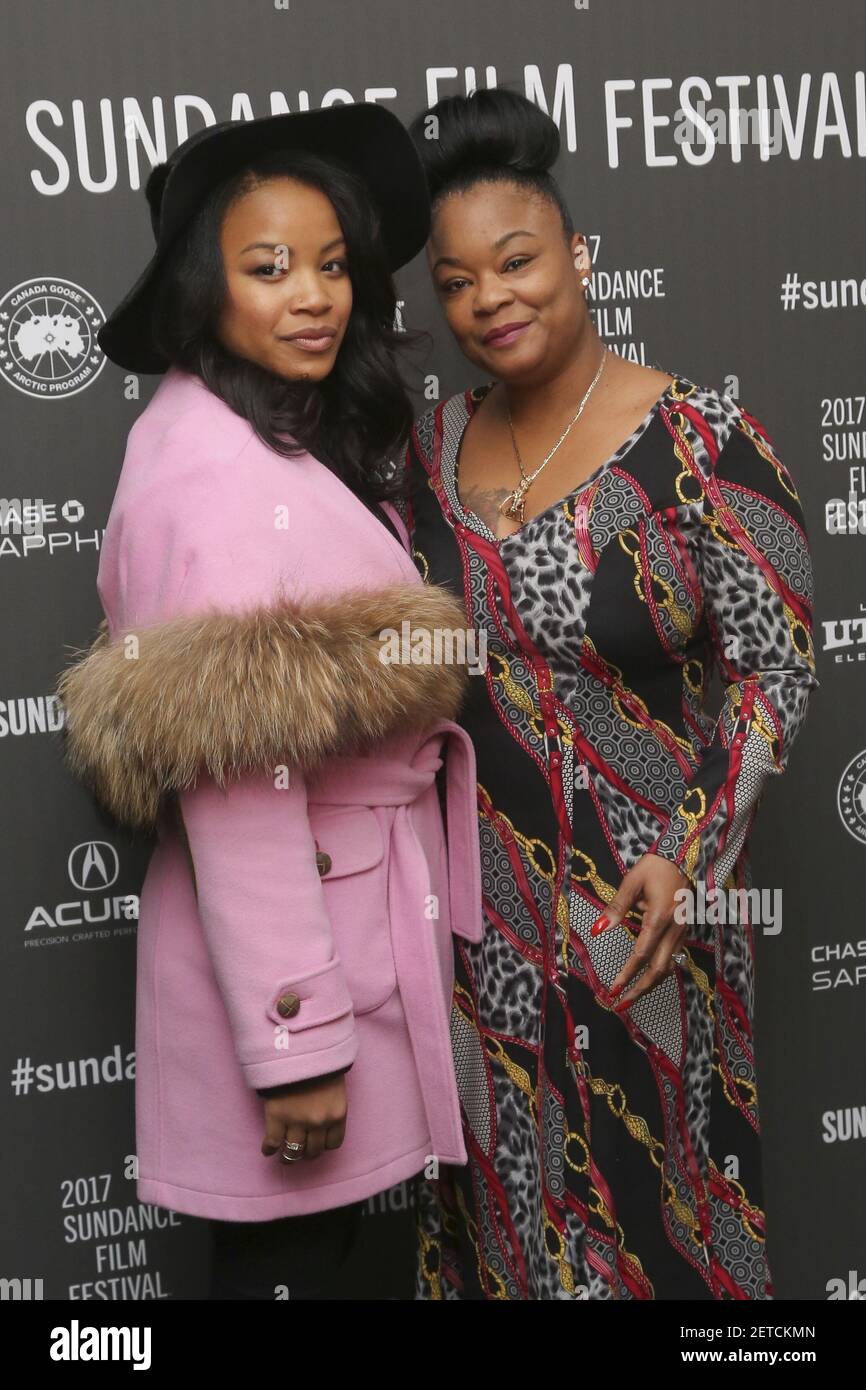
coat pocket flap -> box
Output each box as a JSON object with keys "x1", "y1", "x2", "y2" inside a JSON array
[{"x1": 307, "y1": 805, "x2": 385, "y2": 880}]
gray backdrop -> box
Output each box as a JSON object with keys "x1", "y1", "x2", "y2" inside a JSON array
[{"x1": 1, "y1": 0, "x2": 864, "y2": 1301}]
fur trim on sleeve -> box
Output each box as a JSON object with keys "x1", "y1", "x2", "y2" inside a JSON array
[{"x1": 55, "y1": 580, "x2": 473, "y2": 831}]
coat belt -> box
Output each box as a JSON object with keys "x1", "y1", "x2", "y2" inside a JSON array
[
  {"x1": 306, "y1": 718, "x2": 482, "y2": 1160},
  {"x1": 305, "y1": 717, "x2": 483, "y2": 945},
  {"x1": 164, "y1": 718, "x2": 483, "y2": 945}
]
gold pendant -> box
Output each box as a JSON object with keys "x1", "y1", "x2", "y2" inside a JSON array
[{"x1": 500, "y1": 479, "x2": 529, "y2": 523}]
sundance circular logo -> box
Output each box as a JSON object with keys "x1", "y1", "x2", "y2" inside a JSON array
[
  {"x1": 837, "y1": 749, "x2": 866, "y2": 846},
  {"x1": 0, "y1": 277, "x2": 107, "y2": 398}
]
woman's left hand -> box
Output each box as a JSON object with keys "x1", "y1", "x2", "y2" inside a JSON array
[{"x1": 594, "y1": 853, "x2": 692, "y2": 1009}]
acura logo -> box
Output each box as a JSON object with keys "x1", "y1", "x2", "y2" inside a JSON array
[{"x1": 68, "y1": 841, "x2": 119, "y2": 892}]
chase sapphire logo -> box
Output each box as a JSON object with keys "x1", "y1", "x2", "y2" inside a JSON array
[{"x1": 0, "y1": 277, "x2": 107, "y2": 398}]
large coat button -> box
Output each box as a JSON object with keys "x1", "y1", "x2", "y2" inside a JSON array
[
  {"x1": 276, "y1": 992, "x2": 301, "y2": 1018},
  {"x1": 316, "y1": 850, "x2": 332, "y2": 876}
]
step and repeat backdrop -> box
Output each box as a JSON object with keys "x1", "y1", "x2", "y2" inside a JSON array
[{"x1": 1, "y1": 0, "x2": 864, "y2": 1300}]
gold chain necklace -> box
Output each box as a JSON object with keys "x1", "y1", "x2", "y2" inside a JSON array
[{"x1": 500, "y1": 348, "x2": 609, "y2": 524}]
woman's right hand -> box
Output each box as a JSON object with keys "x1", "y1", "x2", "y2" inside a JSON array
[{"x1": 260, "y1": 1071, "x2": 348, "y2": 1162}]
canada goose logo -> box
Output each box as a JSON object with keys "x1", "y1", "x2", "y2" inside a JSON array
[
  {"x1": 0, "y1": 278, "x2": 107, "y2": 398},
  {"x1": 837, "y1": 750, "x2": 866, "y2": 846}
]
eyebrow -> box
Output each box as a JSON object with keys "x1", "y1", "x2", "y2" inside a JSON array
[
  {"x1": 238, "y1": 237, "x2": 347, "y2": 255},
  {"x1": 431, "y1": 228, "x2": 538, "y2": 273}
]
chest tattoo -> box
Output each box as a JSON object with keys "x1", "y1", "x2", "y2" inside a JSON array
[{"x1": 461, "y1": 482, "x2": 515, "y2": 534}]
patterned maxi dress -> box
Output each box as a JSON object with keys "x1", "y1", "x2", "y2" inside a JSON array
[{"x1": 395, "y1": 374, "x2": 818, "y2": 1300}]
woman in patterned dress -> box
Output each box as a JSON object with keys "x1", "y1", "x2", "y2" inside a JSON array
[{"x1": 397, "y1": 89, "x2": 818, "y2": 1299}]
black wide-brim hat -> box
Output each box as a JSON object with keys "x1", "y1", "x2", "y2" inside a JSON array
[{"x1": 97, "y1": 104, "x2": 431, "y2": 373}]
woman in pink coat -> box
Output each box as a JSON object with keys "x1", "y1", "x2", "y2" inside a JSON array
[{"x1": 55, "y1": 106, "x2": 483, "y2": 1299}]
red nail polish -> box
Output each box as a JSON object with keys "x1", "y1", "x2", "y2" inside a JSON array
[
  {"x1": 591, "y1": 914, "x2": 610, "y2": 937},
  {"x1": 613, "y1": 997, "x2": 633, "y2": 1013}
]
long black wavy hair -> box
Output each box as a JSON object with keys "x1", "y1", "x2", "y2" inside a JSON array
[
  {"x1": 149, "y1": 148, "x2": 425, "y2": 505},
  {"x1": 408, "y1": 87, "x2": 574, "y2": 241}
]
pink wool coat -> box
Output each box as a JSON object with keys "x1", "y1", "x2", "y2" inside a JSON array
[{"x1": 57, "y1": 365, "x2": 483, "y2": 1221}]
